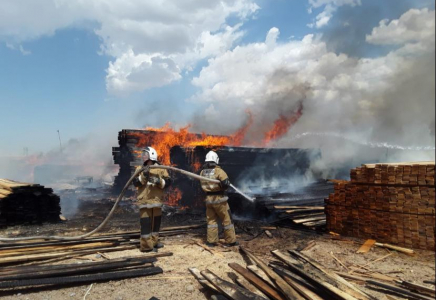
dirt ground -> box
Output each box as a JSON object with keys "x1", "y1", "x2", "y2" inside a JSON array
[{"x1": 0, "y1": 194, "x2": 434, "y2": 300}]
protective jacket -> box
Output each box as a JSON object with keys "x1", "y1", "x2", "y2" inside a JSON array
[
  {"x1": 200, "y1": 165, "x2": 230, "y2": 204},
  {"x1": 134, "y1": 165, "x2": 171, "y2": 208}
]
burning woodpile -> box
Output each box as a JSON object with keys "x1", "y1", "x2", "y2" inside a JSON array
[
  {"x1": 0, "y1": 179, "x2": 61, "y2": 227},
  {"x1": 326, "y1": 162, "x2": 436, "y2": 250},
  {"x1": 112, "y1": 127, "x2": 322, "y2": 213}
]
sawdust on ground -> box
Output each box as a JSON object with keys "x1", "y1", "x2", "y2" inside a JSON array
[{"x1": 0, "y1": 227, "x2": 435, "y2": 300}]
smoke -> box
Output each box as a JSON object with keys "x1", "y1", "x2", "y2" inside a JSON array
[
  {"x1": 189, "y1": 7, "x2": 435, "y2": 181},
  {"x1": 0, "y1": 133, "x2": 118, "y2": 186}
]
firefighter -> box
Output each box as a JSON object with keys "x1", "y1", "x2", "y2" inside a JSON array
[
  {"x1": 133, "y1": 147, "x2": 171, "y2": 252},
  {"x1": 200, "y1": 151, "x2": 238, "y2": 247}
]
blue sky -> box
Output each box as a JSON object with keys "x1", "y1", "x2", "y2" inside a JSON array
[{"x1": 0, "y1": 0, "x2": 434, "y2": 156}]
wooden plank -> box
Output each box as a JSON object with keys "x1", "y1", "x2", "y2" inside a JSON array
[
  {"x1": 229, "y1": 263, "x2": 286, "y2": 300},
  {"x1": 301, "y1": 220, "x2": 326, "y2": 227},
  {"x1": 289, "y1": 250, "x2": 373, "y2": 300},
  {"x1": 366, "y1": 280, "x2": 434, "y2": 300},
  {"x1": 272, "y1": 259, "x2": 359, "y2": 300},
  {"x1": 397, "y1": 280, "x2": 436, "y2": 297},
  {"x1": 274, "y1": 206, "x2": 324, "y2": 210},
  {"x1": 201, "y1": 269, "x2": 268, "y2": 300},
  {"x1": 271, "y1": 250, "x2": 303, "y2": 268},
  {"x1": 188, "y1": 267, "x2": 221, "y2": 293},
  {"x1": 293, "y1": 216, "x2": 326, "y2": 224},
  {"x1": 236, "y1": 277, "x2": 269, "y2": 299},
  {"x1": 374, "y1": 243, "x2": 415, "y2": 255},
  {"x1": 357, "y1": 240, "x2": 376, "y2": 254},
  {"x1": 240, "y1": 247, "x2": 304, "y2": 300},
  {"x1": 247, "y1": 265, "x2": 277, "y2": 287}
]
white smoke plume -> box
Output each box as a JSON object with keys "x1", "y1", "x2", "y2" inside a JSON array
[{"x1": 191, "y1": 8, "x2": 435, "y2": 179}]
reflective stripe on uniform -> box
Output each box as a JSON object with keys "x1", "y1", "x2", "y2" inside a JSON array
[
  {"x1": 224, "y1": 224, "x2": 234, "y2": 230},
  {"x1": 151, "y1": 232, "x2": 160, "y2": 236},
  {"x1": 206, "y1": 197, "x2": 229, "y2": 205},
  {"x1": 140, "y1": 234, "x2": 152, "y2": 239},
  {"x1": 139, "y1": 203, "x2": 163, "y2": 209},
  {"x1": 207, "y1": 224, "x2": 219, "y2": 228}
]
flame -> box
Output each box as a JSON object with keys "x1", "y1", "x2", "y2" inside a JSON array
[
  {"x1": 166, "y1": 187, "x2": 183, "y2": 206},
  {"x1": 132, "y1": 105, "x2": 303, "y2": 165},
  {"x1": 230, "y1": 110, "x2": 253, "y2": 146},
  {"x1": 132, "y1": 124, "x2": 234, "y2": 165},
  {"x1": 262, "y1": 101, "x2": 303, "y2": 146}
]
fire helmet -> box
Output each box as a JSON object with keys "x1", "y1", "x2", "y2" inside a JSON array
[
  {"x1": 205, "y1": 151, "x2": 219, "y2": 164},
  {"x1": 143, "y1": 147, "x2": 158, "y2": 162}
]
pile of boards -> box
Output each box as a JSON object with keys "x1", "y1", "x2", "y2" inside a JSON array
[
  {"x1": 0, "y1": 179, "x2": 61, "y2": 227},
  {"x1": 326, "y1": 162, "x2": 435, "y2": 250},
  {"x1": 190, "y1": 247, "x2": 435, "y2": 300},
  {"x1": 257, "y1": 181, "x2": 333, "y2": 230},
  {"x1": 268, "y1": 205, "x2": 326, "y2": 230},
  {"x1": 0, "y1": 226, "x2": 198, "y2": 290}
]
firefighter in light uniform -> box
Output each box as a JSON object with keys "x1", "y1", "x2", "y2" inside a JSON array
[
  {"x1": 200, "y1": 151, "x2": 238, "y2": 247},
  {"x1": 133, "y1": 147, "x2": 171, "y2": 252}
]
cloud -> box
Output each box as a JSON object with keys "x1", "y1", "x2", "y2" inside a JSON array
[
  {"x1": 308, "y1": 0, "x2": 361, "y2": 28},
  {"x1": 191, "y1": 8, "x2": 435, "y2": 174},
  {"x1": 0, "y1": 0, "x2": 259, "y2": 96},
  {"x1": 5, "y1": 42, "x2": 31, "y2": 55},
  {"x1": 367, "y1": 8, "x2": 435, "y2": 46}
]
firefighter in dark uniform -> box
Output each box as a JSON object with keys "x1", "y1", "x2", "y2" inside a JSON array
[
  {"x1": 200, "y1": 151, "x2": 238, "y2": 247},
  {"x1": 133, "y1": 147, "x2": 171, "y2": 252}
]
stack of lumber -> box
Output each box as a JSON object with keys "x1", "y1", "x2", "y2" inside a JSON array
[
  {"x1": 326, "y1": 162, "x2": 435, "y2": 250},
  {"x1": 269, "y1": 205, "x2": 326, "y2": 229},
  {"x1": 257, "y1": 181, "x2": 333, "y2": 230},
  {"x1": 0, "y1": 179, "x2": 61, "y2": 227},
  {"x1": 191, "y1": 247, "x2": 434, "y2": 300},
  {"x1": 0, "y1": 226, "x2": 208, "y2": 290}
]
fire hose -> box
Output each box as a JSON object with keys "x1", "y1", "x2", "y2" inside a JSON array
[{"x1": 0, "y1": 165, "x2": 254, "y2": 242}]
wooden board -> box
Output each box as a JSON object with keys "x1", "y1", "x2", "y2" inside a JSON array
[{"x1": 356, "y1": 239, "x2": 376, "y2": 254}]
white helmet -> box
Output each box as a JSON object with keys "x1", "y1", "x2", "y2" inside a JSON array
[
  {"x1": 205, "y1": 151, "x2": 219, "y2": 164},
  {"x1": 143, "y1": 146, "x2": 158, "y2": 162}
]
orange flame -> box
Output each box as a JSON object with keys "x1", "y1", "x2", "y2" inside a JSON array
[
  {"x1": 166, "y1": 187, "x2": 183, "y2": 206},
  {"x1": 262, "y1": 101, "x2": 303, "y2": 146},
  {"x1": 132, "y1": 105, "x2": 303, "y2": 165},
  {"x1": 132, "y1": 125, "x2": 231, "y2": 165}
]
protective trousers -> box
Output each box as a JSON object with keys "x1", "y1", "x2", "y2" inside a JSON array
[
  {"x1": 139, "y1": 207, "x2": 162, "y2": 251},
  {"x1": 206, "y1": 202, "x2": 236, "y2": 244}
]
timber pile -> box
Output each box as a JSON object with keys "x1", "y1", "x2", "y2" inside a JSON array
[
  {"x1": 0, "y1": 226, "x2": 207, "y2": 290},
  {"x1": 0, "y1": 179, "x2": 61, "y2": 227},
  {"x1": 258, "y1": 181, "x2": 333, "y2": 230},
  {"x1": 326, "y1": 162, "x2": 436, "y2": 250},
  {"x1": 268, "y1": 205, "x2": 326, "y2": 229},
  {"x1": 191, "y1": 247, "x2": 434, "y2": 300}
]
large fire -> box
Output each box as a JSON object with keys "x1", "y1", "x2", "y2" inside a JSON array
[
  {"x1": 132, "y1": 105, "x2": 303, "y2": 207},
  {"x1": 133, "y1": 104, "x2": 303, "y2": 166}
]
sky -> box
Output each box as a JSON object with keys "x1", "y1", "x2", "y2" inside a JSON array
[{"x1": 0, "y1": 0, "x2": 434, "y2": 162}]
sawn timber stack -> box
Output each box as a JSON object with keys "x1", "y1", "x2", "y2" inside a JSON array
[
  {"x1": 325, "y1": 162, "x2": 435, "y2": 250},
  {"x1": 0, "y1": 179, "x2": 61, "y2": 227}
]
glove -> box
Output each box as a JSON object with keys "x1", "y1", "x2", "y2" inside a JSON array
[
  {"x1": 148, "y1": 176, "x2": 161, "y2": 185},
  {"x1": 141, "y1": 168, "x2": 150, "y2": 177}
]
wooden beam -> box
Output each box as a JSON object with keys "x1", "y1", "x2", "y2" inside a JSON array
[
  {"x1": 240, "y1": 247, "x2": 304, "y2": 300},
  {"x1": 366, "y1": 280, "x2": 434, "y2": 300},
  {"x1": 357, "y1": 240, "x2": 376, "y2": 254},
  {"x1": 188, "y1": 267, "x2": 221, "y2": 293},
  {"x1": 201, "y1": 269, "x2": 268, "y2": 300},
  {"x1": 229, "y1": 263, "x2": 286, "y2": 300},
  {"x1": 289, "y1": 250, "x2": 373, "y2": 300}
]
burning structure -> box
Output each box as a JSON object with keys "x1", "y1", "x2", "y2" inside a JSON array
[{"x1": 112, "y1": 126, "x2": 327, "y2": 219}]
